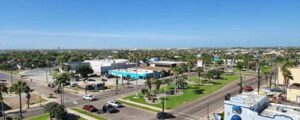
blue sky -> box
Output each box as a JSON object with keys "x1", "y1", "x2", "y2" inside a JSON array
[{"x1": 0, "y1": 0, "x2": 300, "y2": 49}]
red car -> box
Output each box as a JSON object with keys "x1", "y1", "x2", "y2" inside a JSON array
[
  {"x1": 83, "y1": 105, "x2": 97, "y2": 112},
  {"x1": 243, "y1": 86, "x2": 253, "y2": 92}
]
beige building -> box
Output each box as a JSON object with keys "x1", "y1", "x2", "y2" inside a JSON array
[
  {"x1": 287, "y1": 83, "x2": 300, "y2": 103},
  {"x1": 277, "y1": 67, "x2": 300, "y2": 85}
]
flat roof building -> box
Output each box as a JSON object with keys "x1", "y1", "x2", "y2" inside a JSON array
[
  {"x1": 149, "y1": 61, "x2": 186, "y2": 68},
  {"x1": 109, "y1": 68, "x2": 158, "y2": 80},
  {"x1": 84, "y1": 59, "x2": 136, "y2": 75},
  {"x1": 277, "y1": 67, "x2": 300, "y2": 86},
  {"x1": 287, "y1": 83, "x2": 300, "y2": 103},
  {"x1": 224, "y1": 92, "x2": 300, "y2": 120}
]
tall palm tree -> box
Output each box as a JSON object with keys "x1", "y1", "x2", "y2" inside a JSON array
[
  {"x1": 177, "y1": 75, "x2": 188, "y2": 90},
  {"x1": 10, "y1": 81, "x2": 28, "y2": 120},
  {"x1": 101, "y1": 78, "x2": 107, "y2": 92},
  {"x1": 196, "y1": 67, "x2": 204, "y2": 85},
  {"x1": 24, "y1": 86, "x2": 33, "y2": 108},
  {"x1": 0, "y1": 84, "x2": 8, "y2": 120},
  {"x1": 115, "y1": 76, "x2": 119, "y2": 95},
  {"x1": 145, "y1": 78, "x2": 153, "y2": 91},
  {"x1": 281, "y1": 65, "x2": 293, "y2": 88},
  {"x1": 153, "y1": 78, "x2": 162, "y2": 91},
  {"x1": 171, "y1": 66, "x2": 183, "y2": 94},
  {"x1": 206, "y1": 71, "x2": 213, "y2": 83},
  {"x1": 55, "y1": 73, "x2": 70, "y2": 105}
]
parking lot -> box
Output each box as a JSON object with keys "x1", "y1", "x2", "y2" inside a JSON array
[{"x1": 77, "y1": 97, "x2": 156, "y2": 120}]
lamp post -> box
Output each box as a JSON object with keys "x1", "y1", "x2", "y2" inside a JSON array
[
  {"x1": 255, "y1": 52, "x2": 261, "y2": 94},
  {"x1": 135, "y1": 58, "x2": 139, "y2": 98},
  {"x1": 239, "y1": 72, "x2": 243, "y2": 94}
]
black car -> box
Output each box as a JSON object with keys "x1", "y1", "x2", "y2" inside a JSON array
[
  {"x1": 102, "y1": 104, "x2": 119, "y2": 113},
  {"x1": 156, "y1": 112, "x2": 175, "y2": 119}
]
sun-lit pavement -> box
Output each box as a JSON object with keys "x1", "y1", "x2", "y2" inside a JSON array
[
  {"x1": 1, "y1": 71, "x2": 155, "y2": 119},
  {"x1": 170, "y1": 75, "x2": 259, "y2": 120}
]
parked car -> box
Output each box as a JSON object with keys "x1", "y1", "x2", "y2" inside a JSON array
[
  {"x1": 48, "y1": 83, "x2": 55, "y2": 88},
  {"x1": 243, "y1": 86, "x2": 253, "y2": 92},
  {"x1": 156, "y1": 112, "x2": 176, "y2": 119},
  {"x1": 107, "y1": 100, "x2": 123, "y2": 108},
  {"x1": 82, "y1": 105, "x2": 97, "y2": 112},
  {"x1": 102, "y1": 104, "x2": 119, "y2": 113},
  {"x1": 82, "y1": 95, "x2": 95, "y2": 101}
]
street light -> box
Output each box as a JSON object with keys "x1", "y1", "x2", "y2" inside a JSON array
[
  {"x1": 255, "y1": 52, "x2": 261, "y2": 94},
  {"x1": 135, "y1": 59, "x2": 139, "y2": 98}
]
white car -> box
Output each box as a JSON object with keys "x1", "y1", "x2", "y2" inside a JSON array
[
  {"x1": 107, "y1": 100, "x2": 122, "y2": 108},
  {"x1": 82, "y1": 95, "x2": 95, "y2": 101}
]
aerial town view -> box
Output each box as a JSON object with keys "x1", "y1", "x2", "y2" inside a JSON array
[{"x1": 0, "y1": 0, "x2": 300, "y2": 120}]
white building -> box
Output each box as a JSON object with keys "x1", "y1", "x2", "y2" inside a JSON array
[
  {"x1": 84, "y1": 59, "x2": 136, "y2": 75},
  {"x1": 197, "y1": 59, "x2": 203, "y2": 67},
  {"x1": 149, "y1": 61, "x2": 186, "y2": 68},
  {"x1": 224, "y1": 92, "x2": 300, "y2": 120}
]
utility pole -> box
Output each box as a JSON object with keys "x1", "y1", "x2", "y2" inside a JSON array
[
  {"x1": 46, "y1": 67, "x2": 49, "y2": 83},
  {"x1": 239, "y1": 72, "x2": 243, "y2": 94},
  {"x1": 10, "y1": 69, "x2": 13, "y2": 84},
  {"x1": 207, "y1": 102, "x2": 210, "y2": 120},
  {"x1": 255, "y1": 53, "x2": 261, "y2": 94},
  {"x1": 161, "y1": 98, "x2": 165, "y2": 120},
  {"x1": 115, "y1": 77, "x2": 119, "y2": 95},
  {"x1": 135, "y1": 58, "x2": 139, "y2": 98}
]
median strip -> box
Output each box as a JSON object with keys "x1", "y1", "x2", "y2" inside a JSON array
[
  {"x1": 69, "y1": 108, "x2": 107, "y2": 120},
  {"x1": 118, "y1": 98, "x2": 161, "y2": 112}
]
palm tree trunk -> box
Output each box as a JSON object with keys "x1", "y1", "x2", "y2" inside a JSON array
[
  {"x1": 27, "y1": 97, "x2": 29, "y2": 108},
  {"x1": 60, "y1": 84, "x2": 63, "y2": 105},
  {"x1": 19, "y1": 94, "x2": 22, "y2": 120},
  {"x1": 269, "y1": 74, "x2": 272, "y2": 88},
  {"x1": 1, "y1": 99, "x2": 5, "y2": 120},
  {"x1": 62, "y1": 86, "x2": 64, "y2": 105}
]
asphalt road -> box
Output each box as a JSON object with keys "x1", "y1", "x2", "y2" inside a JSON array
[
  {"x1": 171, "y1": 75, "x2": 260, "y2": 120},
  {"x1": 1, "y1": 71, "x2": 265, "y2": 120},
  {"x1": 0, "y1": 72, "x2": 149, "y2": 119}
]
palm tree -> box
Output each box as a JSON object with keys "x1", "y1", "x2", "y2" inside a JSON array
[
  {"x1": 281, "y1": 65, "x2": 293, "y2": 88},
  {"x1": 115, "y1": 76, "x2": 119, "y2": 95},
  {"x1": 101, "y1": 78, "x2": 107, "y2": 92},
  {"x1": 10, "y1": 81, "x2": 28, "y2": 120},
  {"x1": 171, "y1": 66, "x2": 183, "y2": 94},
  {"x1": 263, "y1": 71, "x2": 270, "y2": 87},
  {"x1": 237, "y1": 62, "x2": 243, "y2": 93},
  {"x1": 177, "y1": 75, "x2": 188, "y2": 90},
  {"x1": 24, "y1": 86, "x2": 33, "y2": 108},
  {"x1": 196, "y1": 67, "x2": 204, "y2": 85},
  {"x1": 55, "y1": 73, "x2": 70, "y2": 105},
  {"x1": 0, "y1": 84, "x2": 8, "y2": 120},
  {"x1": 153, "y1": 78, "x2": 162, "y2": 91},
  {"x1": 145, "y1": 78, "x2": 153, "y2": 91},
  {"x1": 206, "y1": 71, "x2": 213, "y2": 83}
]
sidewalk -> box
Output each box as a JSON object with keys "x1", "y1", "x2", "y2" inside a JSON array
[
  {"x1": 67, "y1": 108, "x2": 98, "y2": 120},
  {"x1": 5, "y1": 98, "x2": 55, "y2": 114}
]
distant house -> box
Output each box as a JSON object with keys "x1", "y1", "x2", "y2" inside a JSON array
[
  {"x1": 84, "y1": 59, "x2": 136, "y2": 75},
  {"x1": 148, "y1": 57, "x2": 160, "y2": 62},
  {"x1": 149, "y1": 61, "x2": 186, "y2": 68},
  {"x1": 197, "y1": 59, "x2": 203, "y2": 67},
  {"x1": 212, "y1": 54, "x2": 221, "y2": 62},
  {"x1": 59, "y1": 61, "x2": 83, "y2": 73},
  {"x1": 287, "y1": 83, "x2": 300, "y2": 103}
]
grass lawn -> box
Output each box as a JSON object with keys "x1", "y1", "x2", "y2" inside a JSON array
[
  {"x1": 26, "y1": 113, "x2": 49, "y2": 120},
  {"x1": 26, "y1": 113, "x2": 86, "y2": 120},
  {"x1": 123, "y1": 74, "x2": 239, "y2": 110},
  {"x1": 71, "y1": 108, "x2": 106, "y2": 120}
]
